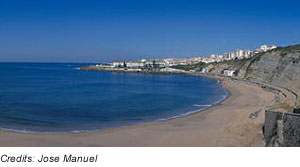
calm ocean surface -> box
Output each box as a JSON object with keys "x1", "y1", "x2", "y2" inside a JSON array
[{"x1": 0, "y1": 63, "x2": 228, "y2": 132}]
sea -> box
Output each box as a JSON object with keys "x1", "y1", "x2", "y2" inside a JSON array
[{"x1": 0, "y1": 62, "x2": 228, "y2": 132}]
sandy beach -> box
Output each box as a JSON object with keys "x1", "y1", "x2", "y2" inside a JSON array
[{"x1": 0, "y1": 77, "x2": 288, "y2": 146}]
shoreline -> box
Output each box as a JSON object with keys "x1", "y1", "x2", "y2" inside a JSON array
[{"x1": 0, "y1": 75, "x2": 279, "y2": 146}]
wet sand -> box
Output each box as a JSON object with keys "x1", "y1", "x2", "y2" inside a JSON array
[{"x1": 0, "y1": 78, "x2": 279, "y2": 146}]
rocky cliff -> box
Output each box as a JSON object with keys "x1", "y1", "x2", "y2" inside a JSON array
[
  {"x1": 205, "y1": 44, "x2": 300, "y2": 107},
  {"x1": 242, "y1": 45, "x2": 300, "y2": 100},
  {"x1": 177, "y1": 44, "x2": 300, "y2": 146},
  {"x1": 210, "y1": 44, "x2": 300, "y2": 146}
]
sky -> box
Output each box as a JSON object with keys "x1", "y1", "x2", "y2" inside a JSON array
[{"x1": 0, "y1": 0, "x2": 300, "y2": 63}]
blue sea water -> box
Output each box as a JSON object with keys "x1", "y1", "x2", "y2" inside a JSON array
[{"x1": 0, "y1": 63, "x2": 228, "y2": 132}]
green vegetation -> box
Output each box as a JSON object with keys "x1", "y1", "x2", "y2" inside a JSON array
[
  {"x1": 172, "y1": 62, "x2": 207, "y2": 71},
  {"x1": 172, "y1": 57, "x2": 251, "y2": 72},
  {"x1": 216, "y1": 58, "x2": 250, "y2": 69},
  {"x1": 271, "y1": 44, "x2": 300, "y2": 53}
]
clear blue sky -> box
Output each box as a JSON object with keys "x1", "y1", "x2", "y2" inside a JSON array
[{"x1": 0, "y1": 0, "x2": 300, "y2": 63}]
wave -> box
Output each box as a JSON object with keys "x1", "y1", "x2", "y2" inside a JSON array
[
  {"x1": 157, "y1": 89, "x2": 229, "y2": 122},
  {"x1": 0, "y1": 127, "x2": 43, "y2": 134},
  {"x1": 0, "y1": 127, "x2": 95, "y2": 134},
  {"x1": 156, "y1": 108, "x2": 208, "y2": 121},
  {"x1": 69, "y1": 129, "x2": 91, "y2": 133},
  {"x1": 193, "y1": 104, "x2": 212, "y2": 107}
]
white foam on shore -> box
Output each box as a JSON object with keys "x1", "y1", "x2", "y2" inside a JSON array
[
  {"x1": 193, "y1": 104, "x2": 212, "y2": 107},
  {"x1": 0, "y1": 127, "x2": 43, "y2": 134},
  {"x1": 156, "y1": 108, "x2": 209, "y2": 121},
  {"x1": 69, "y1": 129, "x2": 91, "y2": 133},
  {"x1": 0, "y1": 127, "x2": 96, "y2": 134},
  {"x1": 156, "y1": 88, "x2": 229, "y2": 122}
]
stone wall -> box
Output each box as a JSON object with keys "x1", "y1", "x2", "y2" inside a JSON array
[{"x1": 264, "y1": 110, "x2": 300, "y2": 146}]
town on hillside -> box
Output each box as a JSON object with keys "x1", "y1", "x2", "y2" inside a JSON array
[{"x1": 91, "y1": 44, "x2": 277, "y2": 74}]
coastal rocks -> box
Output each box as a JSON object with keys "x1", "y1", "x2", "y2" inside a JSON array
[
  {"x1": 249, "y1": 109, "x2": 262, "y2": 119},
  {"x1": 79, "y1": 65, "x2": 187, "y2": 74}
]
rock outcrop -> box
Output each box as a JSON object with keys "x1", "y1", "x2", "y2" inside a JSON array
[
  {"x1": 242, "y1": 47, "x2": 300, "y2": 103},
  {"x1": 205, "y1": 44, "x2": 300, "y2": 107}
]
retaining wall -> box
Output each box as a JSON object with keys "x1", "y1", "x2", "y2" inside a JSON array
[{"x1": 264, "y1": 110, "x2": 300, "y2": 146}]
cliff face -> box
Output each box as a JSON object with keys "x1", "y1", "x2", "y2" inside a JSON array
[
  {"x1": 202, "y1": 44, "x2": 300, "y2": 107},
  {"x1": 241, "y1": 45, "x2": 300, "y2": 101},
  {"x1": 206, "y1": 45, "x2": 300, "y2": 98},
  {"x1": 226, "y1": 45, "x2": 300, "y2": 146},
  {"x1": 197, "y1": 44, "x2": 300, "y2": 146}
]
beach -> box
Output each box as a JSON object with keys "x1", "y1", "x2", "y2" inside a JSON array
[{"x1": 0, "y1": 76, "x2": 290, "y2": 147}]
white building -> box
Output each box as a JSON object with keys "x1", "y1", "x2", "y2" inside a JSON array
[
  {"x1": 228, "y1": 52, "x2": 236, "y2": 60},
  {"x1": 223, "y1": 70, "x2": 235, "y2": 77},
  {"x1": 270, "y1": 45, "x2": 277, "y2": 50},
  {"x1": 243, "y1": 50, "x2": 252, "y2": 58},
  {"x1": 143, "y1": 59, "x2": 166, "y2": 69},
  {"x1": 126, "y1": 61, "x2": 144, "y2": 68},
  {"x1": 201, "y1": 68, "x2": 209, "y2": 73},
  {"x1": 222, "y1": 53, "x2": 230, "y2": 60},
  {"x1": 235, "y1": 49, "x2": 244, "y2": 59},
  {"x1": 113, "y1": 61, "x2": 125, "y2": 68},
  {"x1": 210, "y1": 54, "x2": 219, "y2": 59},
  {"x1": 260, "y1": 45, "x2": 277, "y2": 52}
]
